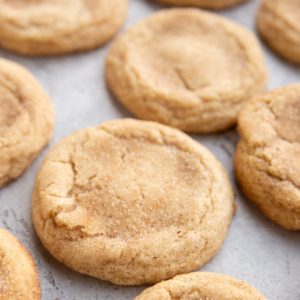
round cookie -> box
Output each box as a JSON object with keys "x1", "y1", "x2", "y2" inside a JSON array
[
  {"x1": 154, "y1": 0, "x2": 247, "y2": 10},
  {"x1": 134, "y1": 272, "x2": 266, "y2": 300},
  {"x1": 234, "y1": 84, "x2": 300, "y2": 230},
  {"x1": 105, "y1": 9, "x2": 267, "y2": 134},
  {"x1": 0, "y1": 0, "x2": 127, "y2": 56},
  {"x1": 257, "y1": 0, "x2": 300, "y2": 64},
  {"x1": 33, "y1": 119, "x2": 235, "y2": 285},
  {"x1": 0, "y1": 228, "x2": 41, "y2": 300},
  {"x1": 0, "y1": 59, "x2": 54, "y2": 187}
]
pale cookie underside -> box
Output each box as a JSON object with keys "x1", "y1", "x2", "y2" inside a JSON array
[
  {"x1": 134, "y1": 272, "x2": 266, "y2": 300},
  {"x1": 235, "y1": 85, "x2": 300, "y2": 230},
  {"x1": 0, "y1": 228, "x2": 40, "y2": 300},
  {"x1": 33, "y1": 119, "x2": 235, "y2": 285},
  {"x1": 0, "y1": 58, "x2": 54, "y2": 187},
  {"x1": 257, "y1": 0, "x2": 300, "y2": 63},
  {"x1": 0, "y1": 0, "x2": 127, "y2": 55},
  {"x1": 106, "y1": 9, "x2": 267, "y2": 133}
]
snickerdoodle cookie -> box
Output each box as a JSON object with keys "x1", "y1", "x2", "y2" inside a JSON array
[
  {"x1": 257, "y1": 0, "x2": 300, "y2": 64},
  {"x1": 235, "y1": 84, "x2": 300, "y2": 230},
  {"x1": 0, "y1": 228, "x2": 41, "y2": 300},
  {"x1": 33, "y1": 119, "x2": 235, "y2": 285},
  {"x1": 154, "y1": 0, "x2": 247, "y2": 9},
  {"x1": 0, "y1": 58, "x2": 54, "y2": 188},
  {"x1": 0, "y1": 0, "x2": 127, "y2": 56},
  {"x1": 135, "y1": 272, "x2": 266, "y2": 300},
  {"x1": 106, "y1": 9, "x2": 267, "y2": 133}
]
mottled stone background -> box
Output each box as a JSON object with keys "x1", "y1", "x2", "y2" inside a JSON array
[{"x1": 0, "y1": 0, "x2": 299, "y2": 299}]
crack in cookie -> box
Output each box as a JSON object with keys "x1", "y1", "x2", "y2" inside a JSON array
[
  {"x1": 0, "y1": 58, "x2": 54, "y2": 188},
  {"x1": 235, "y1": 84, "x2": 300, "y2": 230},
  {"x1": 0, "y1": 0, "x2": 127, "y2": 55},
  {"x1": 106, "y1": 9, "x2": 267, "y2": 133},
  {"x1": 33, "y1": 119, "x2": 235, "y2": 285}
]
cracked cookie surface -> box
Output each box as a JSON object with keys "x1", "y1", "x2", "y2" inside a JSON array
[
  {"x1": 105, "y1": 9, "x2": 267, "y2": 133},
  {"x1": 135, "y1": 272, "x2": 266, "y2": 300},
  {"x1": 257, "y1": 0, "x2": 300, "y2": 64},
  {"x1": 234, "y1": 84, "x2": 300, "y2": 230},
  {"x1": 0, "y1": 0, "x2": 127, "y2": 56},
  {"x1": 153, "y1": 0, "x2": 247, "y2": 9},
  {"x1": 0, "y1": 58, "x2": 54, "y2": 188},
  {"x1": 0, "y1": 228, "x2": 41, "y2": 300},
  {"x1": 32, "y1": 119, "x2": 235, "y2": 285}
]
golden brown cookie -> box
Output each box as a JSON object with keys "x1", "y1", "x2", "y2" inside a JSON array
[
  {"x1": 0, "y1": 58, "x2": 54, "y2": 188},
  {"x1": 135, "y1": 272, "x2": 266, "y2": 300},
  {"x1": 154, "y1": 0, "x2": 247, "y2": 9},
  {"x1": 0, "y1": 0, "x2": 127, "y2": 56},
  {"x1": 105, "y1": 9, "x2": 267, "y2": 134},
  {"x1": 257, "y1": 0, "x2": 300, "y2": 64},
  {"x1": 0, "y1": 228, "x2": 41, "y2": 300},
  {"x1": 33, "y1": 119, "x2": 235, "y2": 285},
  {"x1": 235, "y1": 84, "x2": 300, "y2": 230}
]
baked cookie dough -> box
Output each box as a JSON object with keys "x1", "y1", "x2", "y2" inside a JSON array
[
  {"x1": 0, "y1": 58, "x2": 54, "y2": 188},
  {"x1": 0, "y1": 0, "x2": 127, "y2": 56},
  {"x1": 257, "y1": 0, "x2": 300, "y2": 64},
  {"x1": 154, "y1": 0, "x2": 247, "y2": 10},
  {"x1": 106, "y1": 9, "x2": 267, "y2": 133},
  {"x1": 33, "y1": 119, "x2": 235, "y2": 285},
  {"x1": 235, "y1": 85, "x2": 300, "y2": 230},
  {"x1": 0, "y1": 228, "x2": 41, "y2": 300},
  {"x1": 135, "y1": 272, "x2": 266, "y2": 300}
]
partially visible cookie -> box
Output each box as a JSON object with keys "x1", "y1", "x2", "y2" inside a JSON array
[
  {"x1": 0, "y1": 58, "x2": 54, "y2": 187},
  {"x1": 106, "y1": 9, "x2": 267, "y2": 133},
  {"x1": 0, "y1": 228, "x2": 41, "y2": 300},
  {"x1": 33, "y1": 119, "x2": 235, "y2": 285},
  {"x1": 235, "y1": 84, "x2": 300, "y2": 230},
  {"x1": 0, "y1": 0, "x2": 127, "y2": 56},
  {"x1": 154, "y1": 0, "x2": 247, "y2": 9},
  {"x1": 134, "y1": 272, "x2": 266, "y2": 300},
  {"x1": 257, "y1": 0, "x2": 300, "y2": 64}
]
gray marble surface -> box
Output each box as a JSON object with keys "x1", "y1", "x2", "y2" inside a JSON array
[{"x1": 0, "y1": 0, "x2": 300, "y2": 299}]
